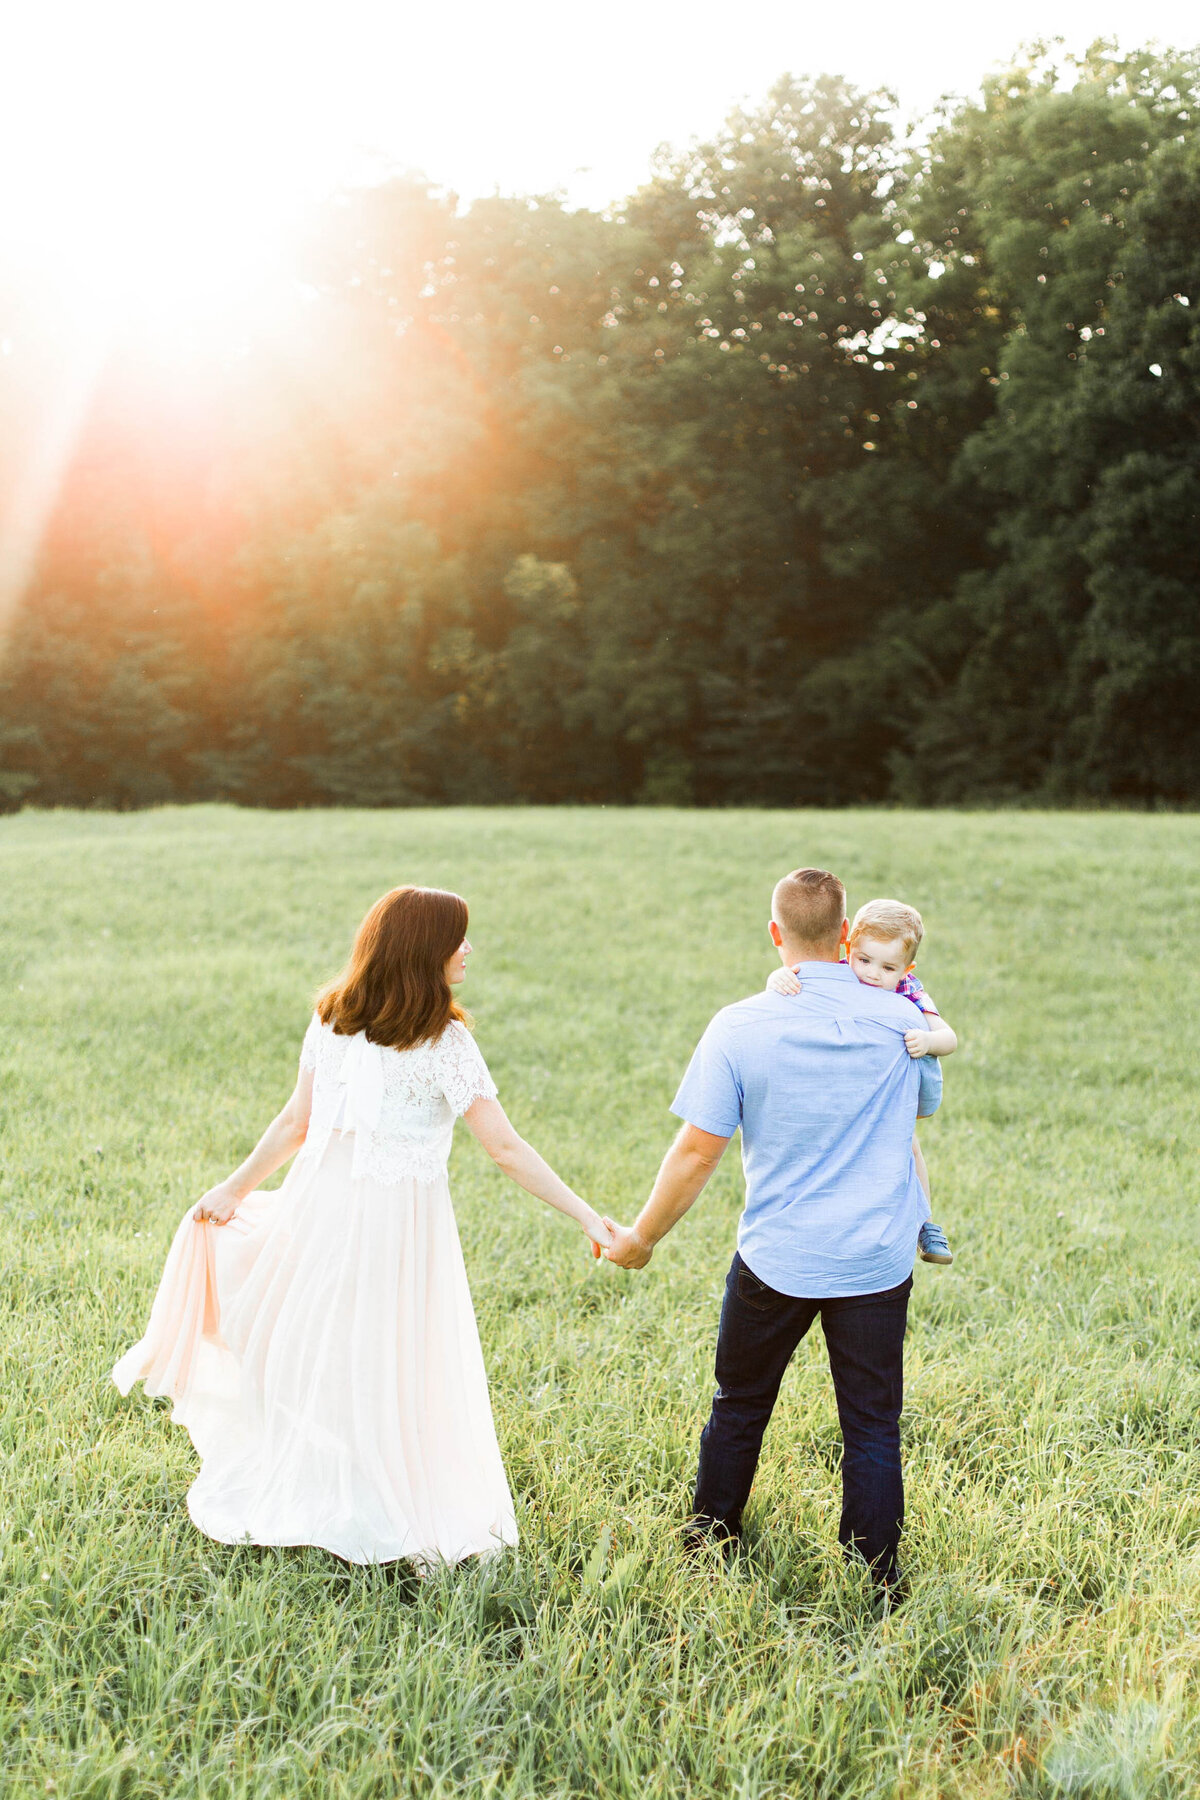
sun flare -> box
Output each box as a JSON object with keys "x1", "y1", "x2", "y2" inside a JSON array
[
  {"x1": 12, "y1": 130, "x2": 306, "y2": 362},
  {"x1": 0, "y1": 5, "x2": 334, "y2": 620},
  {"x1": 2, "y1": 4, "x2": 332, "y2": 364}
]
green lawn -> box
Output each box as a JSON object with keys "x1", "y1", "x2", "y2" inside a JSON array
[{"x1": 2, "y1": 806, "x2": 1198, "y2": 1799}]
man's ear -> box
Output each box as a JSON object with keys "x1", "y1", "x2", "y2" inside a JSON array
[
  {"x1": 839, "y1": 918, "x2": 850, "y2": 946},
  {"x1": 768, "y1": 919, "x2": 783, "y2": 948}
]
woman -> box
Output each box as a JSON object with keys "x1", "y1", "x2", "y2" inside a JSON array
[{"x1": 113, "y1": 885, "x2": 611, "y2": 1567}]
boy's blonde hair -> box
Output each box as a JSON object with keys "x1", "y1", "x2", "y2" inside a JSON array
[{"x1": 849, "y1": 898, "x2": 924, "y2": 965}]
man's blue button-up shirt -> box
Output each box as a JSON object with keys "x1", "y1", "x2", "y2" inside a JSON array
[{"x1": 671, "y1": 962, "x2": 943, "y2": 1297}]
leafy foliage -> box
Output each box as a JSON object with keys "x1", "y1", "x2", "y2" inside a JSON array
[{"x1": 2, "y1": 46, "x2": 1198, "y2": 807}]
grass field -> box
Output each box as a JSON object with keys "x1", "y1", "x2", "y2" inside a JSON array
[{"x1": 1, "y1": 805, "x2": 1198, "y2": 1799}]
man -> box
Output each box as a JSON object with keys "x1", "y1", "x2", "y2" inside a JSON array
[{"x1": 604, "y1": 867, "x2": 942, "y2": 1596}]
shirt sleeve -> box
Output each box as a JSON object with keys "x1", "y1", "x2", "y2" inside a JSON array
[
  {"x1": 440, "y1": 1023, "x2": 499, "y2": 1116},
  {"x1": 669, "y1": 1017, "x2": 743, "y2": 1137},
  {"x1": 916, "y1": 1052, "x2": 943, "y2": 1117},
  {"x1": 299, "y1": 1012, "x2": 322, "y2": 1072}
]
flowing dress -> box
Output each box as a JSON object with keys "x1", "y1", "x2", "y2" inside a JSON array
[{"x1": 113, "y1": 1015, "x2": 518, "y2": 1566}]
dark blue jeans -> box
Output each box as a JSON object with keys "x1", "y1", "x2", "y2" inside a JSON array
[{"x1": 692, "y1": 1252, "x2": 912, "y2": 1585}]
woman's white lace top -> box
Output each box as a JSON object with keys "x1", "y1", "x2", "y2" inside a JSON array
[{"x1": 298, "y1": 1013, "x2": 497, "y2": 1186}]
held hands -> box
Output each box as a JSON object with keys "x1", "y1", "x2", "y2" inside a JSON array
[
  {"x1": 767, "y1": 966, "x2": 803, "y2": 996},
  {"x1": 194, "y1": 1180, "x2": 243, "y2": 1226},
  {"x1": 904, "y1": 1029, "x2": 933, "y2": 1059},
  {"x1": 600, "y1": 1217, "x2": 653, "y2": 1270},
  {"x1": 584, "y1": 1207, "x2": 615, "y2": 1259}
]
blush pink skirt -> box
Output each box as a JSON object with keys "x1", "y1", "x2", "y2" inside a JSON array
[{"x1": 113, "y1": 1132, "x2": 518, "y2": 1566}]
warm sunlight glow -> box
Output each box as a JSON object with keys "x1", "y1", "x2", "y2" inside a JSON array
[
  {"x1": 10, "y1": 107, "x2": 304, "y2": 363},
  {"x1": 3, "y1": 0, "x2": 1197, "y2": 632},
  {"x1": 8, "y1": 0, "x2": 1200, "y2": 348},
  {"x1": 3, "y1": 4, "x2": 329, "y2": 365},
  {"x1": 0, "y1": 3, "x2": 331, "y2": 625}
]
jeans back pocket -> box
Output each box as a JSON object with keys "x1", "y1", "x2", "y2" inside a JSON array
[{"x1": 736, "y1": 1265, "x2": 778, "y2": 1312}]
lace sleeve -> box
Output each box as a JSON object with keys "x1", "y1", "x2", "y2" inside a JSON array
[
  {"x1": 438, "y1": 1022, "x2": 498, "y2": 1115},
  {"x1": 299, "y1": 1012, "x2": 323, "y2": 1072}
]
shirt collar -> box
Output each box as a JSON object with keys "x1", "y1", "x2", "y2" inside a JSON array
[{"x1": 789, "y1": 960, "x2": 856, "y2": 980}]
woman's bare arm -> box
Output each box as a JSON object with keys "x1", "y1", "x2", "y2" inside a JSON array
[
  {"x1": 463, "y1": 1097, "x2": 613, "y2": 1248},
  {"x1": 194, "y1": 1068, "x2": 314, "y2": 1224}
]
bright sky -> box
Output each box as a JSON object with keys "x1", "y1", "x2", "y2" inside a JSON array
[
  {"x1": 3, "y1": 0, "x2": 1199, "y2": 231},
  {"x1": 0, "y1": 0, "x2": 1195, "y2": 621},
  {"x1": 1, "y1": 0, "x2": 1197, "y2": 334}
]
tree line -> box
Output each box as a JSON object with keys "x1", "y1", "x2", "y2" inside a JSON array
[{"x1": 2, "y1": 41, "x2": 1198, "y2": 809}]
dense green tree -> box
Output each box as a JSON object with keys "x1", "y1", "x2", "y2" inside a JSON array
[
  {"x1": 1060, "y1": 132, "x2": 1200, "y2": 797},
  {"x1": 1, "y1": 47, "x2": 1197, "y2": 809},
  {"x1": 0, "y1": 540, "x2": 211, "y2": 806},
  {"x1": 441, "y1": 75, "x2": 914, "y2": 801},
  {"x1": 849, "y1": 44, "x2": 1200, "y2": 800}
]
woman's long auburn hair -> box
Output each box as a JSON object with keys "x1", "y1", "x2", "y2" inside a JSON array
[{"x1": 316, "y1": 886, "x2": 470, "y2": 1049}]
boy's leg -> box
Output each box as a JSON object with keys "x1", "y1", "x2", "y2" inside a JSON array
[
  {"x1": 912, "y1": 1133, "x2": 931, "y2": 1202},
  {"x1": 819, "y1": 1276, "x2": 912, "y2": 1589},
  {"x1": 691, "y1": 1252, "x2": 817, "y2": 1540},
  {"x1": 913, "y1": 1133, "x2": 954, "y2": 1263}
]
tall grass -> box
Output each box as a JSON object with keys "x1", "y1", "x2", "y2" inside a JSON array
[{"x1": 1, "y1": 806, "x2": 1197, "y2": 1798}]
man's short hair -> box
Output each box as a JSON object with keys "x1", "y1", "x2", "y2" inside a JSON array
[
  {"x1": 772, "y1": 867, "x2": 847, "y2": 950},
  {"x1": 849, "y1": 898, "x2": 925, "y2": 964}
]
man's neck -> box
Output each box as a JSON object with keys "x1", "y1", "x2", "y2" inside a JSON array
[{"x1": 780, "y1": 946, "x2": 842, "y2": 966}]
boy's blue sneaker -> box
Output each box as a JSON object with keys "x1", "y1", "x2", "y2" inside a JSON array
[{"x1": 918, "y1": 1221, "x2": 953, "y2": 1265}]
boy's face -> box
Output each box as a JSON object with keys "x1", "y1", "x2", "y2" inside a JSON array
[{"x1": 849, "y1": 933, "x2": 910, "y2": 992}]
